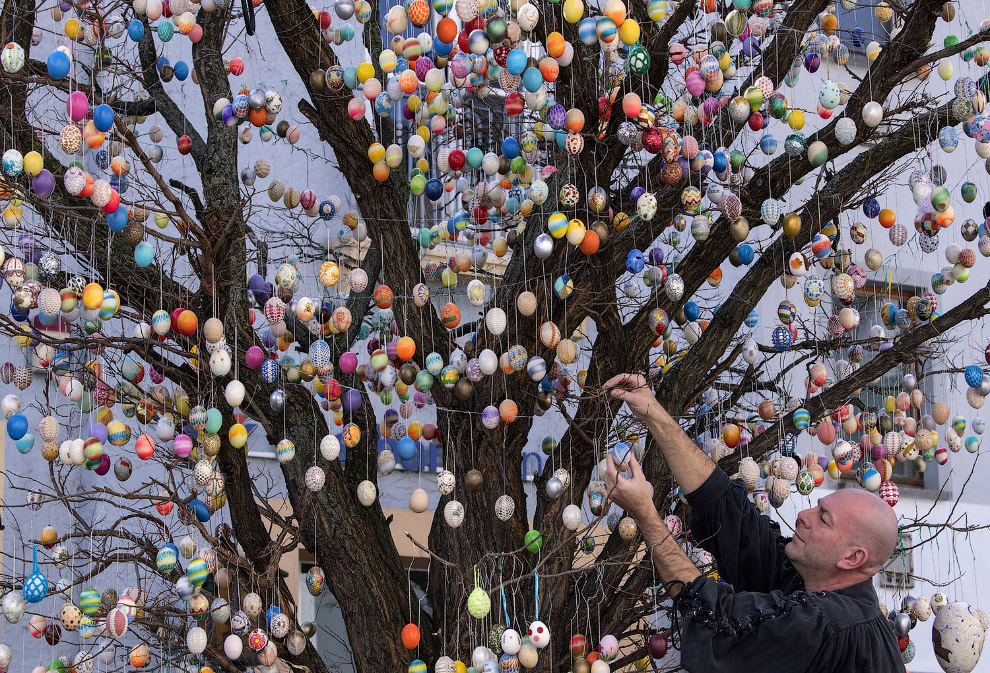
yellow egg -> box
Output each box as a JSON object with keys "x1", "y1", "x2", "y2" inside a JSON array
[
  {"x1": 15, "y1": 324, "x2": 31, "y2": 347},
  {"x1": 82, "y1": 283, "x2": 104, "y2": 310},
  {"x1": 416, "y1": 125, "x2": 430, "y2": 142},
  {"x1": 64, "y1": 18, "x2": 82, "y2": 39},
  {"x1": 618, "y1": 19, "x2": 640, "y2": 45},
  {"x1": 368, "y1": 143, "x2": 386, "y2": 163},
  {"x1": 788, "y1": 109, "x2": 805, "y2": 130},
  {"x1": 3, "y1": 206, "x2": 22, "y2": 228},
  {"x1": 23, "y1": 151, "x2": 44, "y2": 176},
  {"x1": 407, "y1": 95, "x2": 421, "y2": 112},
  {"x1": 937, "y1": 59, "x2": 953, "y2": 81},
  {"x1": 154, "y1": 212, "x2": 169, "y2": 228},
  {"x1": 415, "y1": 158, "x2": 429, "y2": 173},
  {"x1": 385, "y1": 144, "x2": 403, "y2": 168},
  {"x1": 355, "y1": 61, "x2": 375, "y2": 83},
  {"x1": 562, "y1": 0, "x2": 584, "y2": 23}
]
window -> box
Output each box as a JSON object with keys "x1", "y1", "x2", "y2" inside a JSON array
[{"x1": 878, "y1": 532, "x2": 915, "y2": 590}]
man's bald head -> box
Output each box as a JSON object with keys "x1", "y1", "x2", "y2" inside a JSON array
[
  {"x1": 829, "y1": 488, "x2": 899, "y2": 571},
  {"x1": 785, "y1": 487, "x2": 899, "y2": 592}
]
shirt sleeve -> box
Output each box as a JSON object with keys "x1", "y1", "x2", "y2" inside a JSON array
[
  {"x1": 686, "y1": 468, "x2": 799, "y2": 593},
  {"x1": 675, "y1": 575, "x2": 827, "y2": 673}
]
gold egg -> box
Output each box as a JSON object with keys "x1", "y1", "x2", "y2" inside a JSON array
[
  {"x1": 782, "y1": 212, "x2": 802, "y2": 238},
  {"x1": 465, "y1": 469, "x2": 483, "y2": 492},
  {"x1": 300, "y1": 359, "x2": 317, "y2": 382},
  {"x1": 202, "y1": 432, "x2": 221, "y2": 457},
  {"x1": 730, "y1": 216, "x2": 749, "y2": 241},
  {"x1": 573, "y1": 659, "x2": 591, "y2": 673}
]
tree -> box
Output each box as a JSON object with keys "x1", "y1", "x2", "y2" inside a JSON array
[{"x1": 1, "y1": 0, "x2": 989, "y2": 671}]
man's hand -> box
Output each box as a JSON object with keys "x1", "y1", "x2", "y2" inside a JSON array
[
  {"x1": 603, "y1": 453, "x2": 656, "y2": 522},
  {"x1": 604, "y1": 373, "x2": 659, "y2": 421}
]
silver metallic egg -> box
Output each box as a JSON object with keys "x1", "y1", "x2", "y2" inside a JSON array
[
  {"x1": 534, "y1": 233, "x2": 554, "y2": 259},
  {"x1": 545, "y1": 477, "x2": 563, "y2": 500},
  {"x1": 270, "y1": 389, "x2": 287, "y2": 412}
]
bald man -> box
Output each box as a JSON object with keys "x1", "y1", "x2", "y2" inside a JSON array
[{"x1": 602, "y1": 374, "x2": 904, "y2": 673}]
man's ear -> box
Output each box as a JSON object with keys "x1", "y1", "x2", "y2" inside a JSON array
[{"x1": 835, "y1": 546, "x2": 868, "y2": 571}]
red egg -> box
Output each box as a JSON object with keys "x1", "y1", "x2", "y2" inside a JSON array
[
  {"x1": 177, "y1": 134, "x2": 192, "y2": 155},
  {"x1": 648, "y1": 633, "x2": 667, "y2": 658},
  {"x1": 229, "y1": 57, "x2": 245, "y2": 75}
]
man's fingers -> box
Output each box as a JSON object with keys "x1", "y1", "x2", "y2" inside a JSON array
[{"x1": 628, "y1": 453, "x2": 643, "y2": 478}]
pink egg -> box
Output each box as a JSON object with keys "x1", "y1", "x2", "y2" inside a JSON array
[
  {"x1": 174, "y1": 434, "x2": 193, "y2": 457},
  {"x1": 245, "y1": 345, "x2": 265, "y2": 369},
  {"x1": 67, "y1": 91, "x2": 89, "y2": 122},
  {"x1": 339, "y1": 351, "x2": 358, "y2": 374}
]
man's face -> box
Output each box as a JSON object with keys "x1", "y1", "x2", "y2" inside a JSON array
[{"x1": 785, "y1": 493, "x2": 848, "y2": 576}]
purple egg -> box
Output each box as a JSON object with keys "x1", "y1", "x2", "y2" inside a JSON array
[
  {"x1": 339, "y1": 351, "x2": 357, "y2": 374},
  {"x1": 33, "y1": 169, "x2": 55, "y2": 197},
  {"x1": 546, "y1": 103, "x2": 566, "y2": 130},
  {"x1": 386, "y1": 340, "x2": 398, "y2": 361},
  {"x1": 873, "y1": 445, "x2": 887, "y2": 461},
  {"x1": 648, "y1": 247, "x2": 664, "y2": 264},
  {"x1": 702, "y1": 96, "x2": 719, "y2": 118},
  {"x1": 677, "y1": 156, "x2": 690, "y2": 174},
  {"x1": 630, "y1": 186, "x2": 645, "y2": 203},
  {"x1": 94, "y1": 453, "x2": 111, "y2": 475},
  {"x1": 261, "y1": 330, "x2": 277, "y2": 349},
  {"x1": 482, "y1": 406, "x2": 499, "y2": 425},
  {"x1": 342, "y1": 388, "x2": 363, "y2": 411},
  {"x1": 248, "y1": 274, "x2": 271, "y2": 305},
  {"x1": 18, "y1": 233, "x2": 35, "y2": 251},
  {"x1": 742, "y1": 36, "x2": 760, "y2": 57},
  {"x1": 817, "y1": 455, "x2": 830, "y2": 471},
  {"x1": 89, "y1": 422, "x2": 109, "y2": 443},
  {"x1": 414, "y1": 57, "x2": 434, "y2": 81},
  {"x1": 222, "y1": 104, "x2": 237, "y2": 127},
  {"x1": 413, "y1": 391, "x2": 426, "y2": 408},
  {"x1": 383, "y1": 408, "x2": 398, "y2": 425},
  {"x1": 245, "y1": 345, "x2": 265, "y2": 369}
]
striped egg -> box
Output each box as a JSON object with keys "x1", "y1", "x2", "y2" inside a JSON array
[
  {"x1": 187, "y1": 557, "x2": 208, "y2": 585},
  {"x1": 79, "y1": 588, "x2": 101, "y2": 615},
  {"x1": 547, "y1": 211, "x2": 568, "y2": 238},
  {"x1": 276, "y1": 438, "x2": 295, "y2": 463},
  {"x1": 792, "y1": 408, "x2": 811, "y2": 430}
]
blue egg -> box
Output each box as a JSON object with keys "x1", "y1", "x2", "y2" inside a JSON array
[
  {"x1": 759, "y1": 134, "x2": 778, "y2": 155},
  {"x1": 7, "y1": 413, "x2": 28, "y2": 441},
  {"x1": 156, "y1": 55, "x2": 170, "y2": 71},
  {"x1": 93, "y1": 104, "x2": 115, "y2": 132},
  {"x1": 501, "y1": 137, "x2": 520, "y2": 159},
  {"x1": 134, "y1": 241, "x2": 155, "y2": 268},
  {"x1": 506, "y1": 48, "x2": 527, "y2": 75},
  {"x1": 127, "y1": 19, "x2": 145, "y2": 41},
  {"x1": 425, "y1": 178, "x2": 443, "y2": 201},
  {"x1": 626, "y1": 249, "x2": 645, "y2": 273},
  {"x1": 107, "y1": 205, "x2": 128, "y2": 232},
  {"x1": 343, "y1": 65, "x2": 359, "y2": 89},
  {"x1": 712, "y1": 151, "x2": 728, "y2": 173},
  {"x1": 965, "y1": 364, "x2": 984, "y2": 388},
  {"x1": 173, "y1": 61, "x2": 190, "y2": 81},
  {"x1": 15, "y1": 431, "x2": 34, "y2": 454},
  {"x1": 522, "y1": 66, "x2": 543, "y2": 92},
  {"x1": 47, "y1": 50, "x2": 71, "y2": 79},
  {"x1": 191, "y1": 498, "x2": 210, "y2": 522},
  {"x1": 683, "y1": 301, "x2": 699, "y2": 322},
  {"x1": 397, "y1": 436, "x2": 417, "y2": 460},
  {"x1": 737, "y1": 243, "x2": 754, "y2": 264},
  {"x1": 434, "y1": 40, "x2": 453, "y2": 57},
  {"x1": 744, "y1": 309, "x2": 759, "y2": 328},
  {"x1": 578, "y1": 17, "x2": 598, "y2": 45}
]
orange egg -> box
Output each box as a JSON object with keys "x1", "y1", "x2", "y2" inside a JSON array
[
  {"x1": 499, "y1": 399, "x2": 518, "y2": 423},
  {"x1": 249, "y1": 107, "x2": 267, "y2": 126},
  {"x1": 176, "y1": 309, "x2": 198, "y2": 336},
  {"x1": 878, "y1": 208, "x2": 895, "y2": 229},
  {"x1": 565, "y1": 108, "x2": 585, "y2": 132},
  {"x1": 539, "y1": 57, "x2": 559, "y2": 82},
  {"x1": 579, "y1": 229, "x2": 599, "y2": 254},
  {"x1": 820, "y1": 13, "x2": 838, "y2": 34},
  {"x1": 437, "y1": 17, "x2": 457, "y2": 43},
  {"x1": 407, "y1": 421, "x2": 422, "y2": 441},
  {"x1": 110, "y1": 156, "x2": 128, "y2": 176},
  {"x1": 399, "y1": 69, "x2": 419, "y2": 94},
  {"x1": 708, "y1": 268, "x2": 723, "y2": 287},
  {"x1": 396, "y1": 336, "x2": 415, "y2": 361},
  {"x1": 373, "y1": 161, "x2": 390, "y2": 181},
  {"x1": 401, "y1": 623, "x2": 420, "y2": 650},
  {"x1": 82, "y1": 282, "x2": 104, "y2": 310},
  {"x1": 722, "y1": 424, "x2": 740, "y2": 448},
  {"x1": 546, "y1": 31, "x2": 565, "y2": 58},
  {"x1": 440, "y1": 302, "x2": 460, "y2": 328},
  {"x1": 83, "y1": 120, "x2": 105, "y2": 149}
]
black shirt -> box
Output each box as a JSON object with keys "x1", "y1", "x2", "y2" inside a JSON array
[{"x1": 673, "y1": 468, "x2": 905, "y2": 673}]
